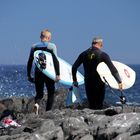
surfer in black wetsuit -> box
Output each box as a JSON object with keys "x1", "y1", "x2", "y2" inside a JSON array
[
  {"x1": 72, "y1": 37, "x2": 123, "y2": 109},
  {"x1": 27, "y1": 29, "x2": 60, "y2": 114}
]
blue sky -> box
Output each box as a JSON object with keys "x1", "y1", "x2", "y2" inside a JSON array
[{"x1": 0, "y1": 0, "x2": 140, "y2": 65}]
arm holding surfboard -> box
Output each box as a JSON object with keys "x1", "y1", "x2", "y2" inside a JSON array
[
  {"x1": 72, "y1": 53, "x2": 83, "y2": 87},
  {"x1": 101, "y1": 53, "x2": 123, "y2": 90},
  {"x1": 46, "y1": 49, "x2": 60, "y2": 82},
  {"x1": 27, "y1": 47, "x2": 60, "y2": 82},
  {"x1": 97, "y1": 60, "x2": 136, "y2": 90}
]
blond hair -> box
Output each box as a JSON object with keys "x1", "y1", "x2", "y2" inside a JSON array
[{"x1": 40, "y1": 29, "x2": 51, "y2": 39}]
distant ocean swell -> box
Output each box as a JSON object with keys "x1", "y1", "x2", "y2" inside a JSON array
[{"x1": 0, "y1": 65, "x2": 140, "y2": 105}]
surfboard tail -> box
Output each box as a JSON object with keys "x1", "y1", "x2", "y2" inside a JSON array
[{"x1": 65, "y1": 86, "x2": 85, "y2": 107}]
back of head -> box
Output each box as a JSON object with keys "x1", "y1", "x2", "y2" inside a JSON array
[
  {"x1": 92, "y1": 37, "x2": 103, "y2": 45},
  {"x1": 40, "y1": 29, "x2": 51, "y2": 40}
]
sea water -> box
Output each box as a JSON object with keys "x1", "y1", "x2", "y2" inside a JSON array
[{"x1": 0, "y1": 64, "x2": 140, "y2": 105}]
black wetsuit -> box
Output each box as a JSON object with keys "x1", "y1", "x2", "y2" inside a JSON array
[
  {"x1": 72, "y1": 47, "x2": 122, "y2": 109},
  {"x1": 27, "y1": 47, "x2": 60, "y2": 111}
]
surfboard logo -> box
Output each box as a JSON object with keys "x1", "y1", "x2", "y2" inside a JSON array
[
  {"x1": 37, "y1": 52, "x2": 47, "y2": 69},
  {"x1": 87, "y1": 50, "x2": 95, "y2": 60},
  {"x1": 124, "y1": 69, "x2": 130, "y2": 78}
]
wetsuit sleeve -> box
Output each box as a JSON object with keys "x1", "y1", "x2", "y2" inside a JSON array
[
  {"x1": 102, "y1": 53, "x2": 122, "y2": 83},
  {"x1": 27, "y1": 47, "x2": 35, "y2": 77},
  {"x1": 47, "y1": 43, "x2": 57, "y2": 57},
  {"x1": 72, "y1": 53, "x2": 83, "y2": 82},
  {"x1": 47, "y1": 49, "x2": 60, "y2": 76}
]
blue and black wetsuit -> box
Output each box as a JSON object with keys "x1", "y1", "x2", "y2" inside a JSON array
[
  {"x1": 72, "y1": 47, "x2": 121, "y2": 109},
  {"x1": 27, "y1": 42, "x2": 60, "y2": 111}
]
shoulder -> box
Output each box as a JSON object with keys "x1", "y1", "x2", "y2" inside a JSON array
[
  {"x1": 47, "y1": 42, "x2": 57, "y2": 56},
  {"x1": 82, "y1": 48, "x2": 92, "y2": 55},
  {"x1": 48, "y1": 42, "x2": 56, "y2": 49},
  {"x1": 78, "y1": 49, "x2": 89, "y2": 58},
  {"x1": 31, "y1": 42, "x2": 42, "y2": 47},
  {"x1": 101, "y1": 51, "x2": 109, "y2": 56},
  {"x1": 101, "y1": 51, "x2": 110, "y2": 60},
  {"x1": 82, "y1": 48, "x2": 90, "y2": 53}
]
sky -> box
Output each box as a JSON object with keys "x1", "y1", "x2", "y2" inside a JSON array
[{"x1": 0, "y1": 0, "x2": 140, "y2": 65}]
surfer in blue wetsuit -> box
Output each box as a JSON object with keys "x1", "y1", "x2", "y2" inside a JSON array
[
  {"x1": 72, "y1": 37, "x2": 123, "y2": 110},
  {"x1": 27, "y1": 29, "x2": 60, "y2": 114}
]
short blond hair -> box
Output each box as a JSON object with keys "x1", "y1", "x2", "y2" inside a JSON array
[{"x1": 40, "y1": 29, "x2": 51, "y2": 39}]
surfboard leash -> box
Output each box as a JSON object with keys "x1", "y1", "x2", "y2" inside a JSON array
[
  {"x1": 102, "y1": 76, "x2": 129, "y2": 113},
  {"x1": 103, "y1": 76, "x2": 139, "y2": 113},
  {"x1": 103, "y1": 77, "x2": 126, "y2": 103}
]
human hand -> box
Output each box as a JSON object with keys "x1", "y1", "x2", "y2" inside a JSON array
[
  {"x1": 73, "y1": 81, "x2": 79, "y2": 87},
  {"x1": 55, "y1": 75, "x2": 60, "y2": 82},
  {"x1": 118, "y1": 83, "x2": 123, "y2": 91},
  {"x1": 28, "y1": 76, "x2": 35, "y2": 83}
]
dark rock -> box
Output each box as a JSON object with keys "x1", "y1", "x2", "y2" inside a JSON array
[{"x1": 0, "y1": 87, "x2": 140, "y2": 140}]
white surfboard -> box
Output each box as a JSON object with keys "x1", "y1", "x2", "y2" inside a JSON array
[
  {"x1": 34, "y1": 50, "x2": 84, "y2": 86},
  {"x1": 97, "y1": 61, "x2": 136, "y2": 90}
]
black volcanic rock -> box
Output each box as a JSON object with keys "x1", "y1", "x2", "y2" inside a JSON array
[{"x1": 0, "y1": 87, "x2": 140, "y2": 140}]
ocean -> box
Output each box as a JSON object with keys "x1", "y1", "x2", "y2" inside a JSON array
[{"x1": 0, "y1": 64, "x2": 140, "y2": 106}]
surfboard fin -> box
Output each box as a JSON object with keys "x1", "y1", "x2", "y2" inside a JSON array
[
  {"x1": 65, "y1": 87, "x2": 73, "y2": 106},
  {"x1": 65, "y1": 86, "x2": 83, "y2": 107}
]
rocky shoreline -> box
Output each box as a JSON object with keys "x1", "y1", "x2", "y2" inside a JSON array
[{"x1": 0, "y1": 88, "x2": 140, "y2": 140}]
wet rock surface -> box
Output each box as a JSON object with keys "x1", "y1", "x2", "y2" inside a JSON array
[{"x1": 0, "y1": 88, "x2": 140, "y2": 140}]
